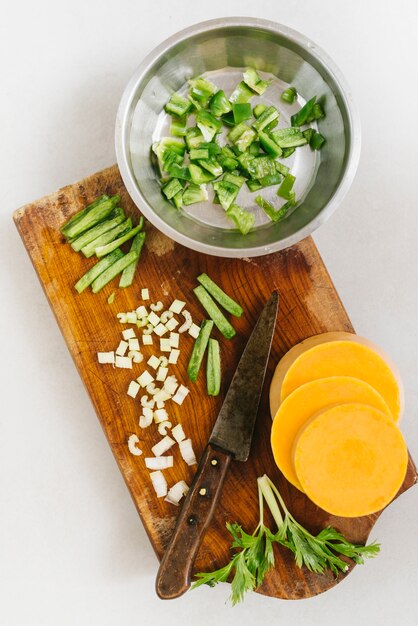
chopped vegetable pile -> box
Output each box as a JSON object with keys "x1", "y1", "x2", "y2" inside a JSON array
[
  {"x1": 96, "y1": 274, "x2": 243, "y2": 503},
  {"x1": 153, "y1": 68, "x2": 326, "y2": 233},
  {"x1": 193, "y1": 474, "x2": 380, "y2": 605},
  {"x1": 60, "y1": 194, "x2": 146, "y2": 294}
]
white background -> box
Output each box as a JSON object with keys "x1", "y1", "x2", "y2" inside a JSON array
[{"x1": 2, "y1": 1, "x2": 418, "y2": 624}]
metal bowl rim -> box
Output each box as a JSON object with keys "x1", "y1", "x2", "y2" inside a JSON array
[{"x1": 115, "y1": 16, "x2": 361, "y2": 258}]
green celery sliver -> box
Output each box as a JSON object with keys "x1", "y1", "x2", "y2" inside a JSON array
[
  {"x1": 206, "y1": 338, "x2": 221, "y2": 396},
  {"x1": 74, "y1": 249, "x2": 124, "y2": 293},
  {"x1": 61, "y1": 195, "x2": 120, "y2": 240},
  {"x1": 119, "y1": 232, "x2": 146, "y2": 288},
  {"x1": 91, "y1": 250, "x2": 139, "y2": 294},
  {"x1": 81, "y1": 218, "x2": 132, "y2": 258},
  {"x1": 70, "y1": 208, "x2": 125, "y2": 252},
  {"x1": 95, "y1": 222, "x2": 143, "y2": 258},
  {"x1": 62, "y1": 194, "x2": 109, "y2": 238},
  {"x1": 187, "y1": 320, "x2": 214, "y2": 382},
  {"x1": 193, "y1": 286, "x2": 236, "y2": 339},
  {"x1": 197, "y1": 273, "x2": 243, "y2": 317}
]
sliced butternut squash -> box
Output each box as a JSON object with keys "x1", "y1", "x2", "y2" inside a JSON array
[
  {"x1": 280, "y1": 340, "x2": 402, "y2": 422},
  {"x1": 293, "y1": 403, "x2": 408, "y2": 517},
  {"x1": 269, "y1": 332, "x2": 404, "y2": 419},
  {"x1": 271, "y1": 376, "x2": 393, "y2": 492}
]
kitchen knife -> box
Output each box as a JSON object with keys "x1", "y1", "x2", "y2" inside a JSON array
[{"x1": 156, "y1": 290, "x2": 279, "y2": 599}]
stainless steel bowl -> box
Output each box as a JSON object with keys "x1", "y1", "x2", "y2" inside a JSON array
[{"x1": 115, "y1": 17, "x2": 360, "y2": 257}]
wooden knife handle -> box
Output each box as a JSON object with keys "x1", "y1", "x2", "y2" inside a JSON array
[{"x1": 155, "y1": 442, "x2": 232, "y2": 599}]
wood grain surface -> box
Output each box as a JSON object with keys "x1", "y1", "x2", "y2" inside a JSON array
[{"x1": 13, "y1": 164, "x2": 417, "y2": 600}]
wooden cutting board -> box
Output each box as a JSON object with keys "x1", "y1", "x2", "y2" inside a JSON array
[{"x1": 14, "y1": 164, "x2": 417, "y2": 600}]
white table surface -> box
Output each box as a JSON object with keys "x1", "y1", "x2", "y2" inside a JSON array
[{"x1": 2, "y1": 1, "x2": 418, "y2": 624}]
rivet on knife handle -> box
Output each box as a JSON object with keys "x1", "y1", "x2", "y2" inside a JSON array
[{"x1": 156, "y1": 443, "x2": 232, "y2": 599}]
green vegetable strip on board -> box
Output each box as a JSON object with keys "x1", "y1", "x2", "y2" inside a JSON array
[
  {"x1": 197, "y1": 273, "x2": 244, "y2": 317},
  {"x1": 61, "y1": 194, "x2": 109, "y2": 238},
  {"x1": 61, "y1": 195, "x2": 120, "y2": 240},
  {"x1": 81, "y1": 218, "x2": 133, "y2": 258},
  {"x1": 193, "y1": 286, "x2": 236, "y2": 339},
  {"x1": 95, "y1": 222, "x2": 144, "y2": 258},
  {"x1": 91, "y1": 250, "x2": 140, "y2": 294},
  {"x1": 206, "y1": 338, "x2": 221, "y2": 396},
  {"x1": 119, "y1": 231, "x2": 146, "y2": 288},
  {"x1": 187, "y1": 320, "x2": 214, "y2": 382},
  {"x1": 70, "y1": 207, "x2": 125, "y2": 252},
  {"x1": 74, "y1": 249, "x2": 124, "y2": 294}
]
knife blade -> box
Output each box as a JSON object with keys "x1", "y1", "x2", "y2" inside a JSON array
[{"x1": 155, "y1": 291, "x2": 279, "y2": 599}]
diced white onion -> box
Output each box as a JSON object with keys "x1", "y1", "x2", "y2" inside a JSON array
[
  {"x1": 122, "y1": 328, "x2": 136, "y2": 341},
  {"x1": 154, "y1": 389, "x2": 172, "y2": 403},
  {"x1": 179, "y1": 439, "x2": 197, "y2": 465},
  {"x1": 160, "y1": 338, "x2": 172, "y2": 352},
  {"x1": 169, "y1": 332, "x2": 180, "y2": 348},
  {"x1": 171, "y1": 424, "x2": 186, "y2": 443},
  {"x1": 128, "y1": 434, "x2": 143, "y2": 456},
  {"x1": 160, "y1": 311, "x2": 174, "y2": 324},
  {"x1": 97, "y1": 351, "x2": 115, "y2": 364},
  {"x1": 127, "y1": 380, "x2": 140, "y2": 398},
  {"x1": 116, "y1": 340, "x2": 129, "y2": 357},
  {"x1": 154, "y1": 323, "x2": 168, "y2": 337},
  {"x1": 163, "y1": 376, "x2": 178, "y2": 395},
  {"x1": 143, "y1": 324, "x2": 154, "y2": 336},
  {"x1": 156, "y1": 366, "x2": 168, "y2": 382},
  {"x1": 141, "y1": 288, "x2": 150, "y2": 300},
  {"x1": 128, "y1": 338, "x2": 140, "y2": 351},
  {"x1": 140, "y1": 394, "x2": 155, "y2": 408},
  {"x1": 117, "y1": 313, "x2": 128, "y2": 324},
  {"x1": 128, "y1": 350, "x2": 143, "y2": 363},
  {"x1": 139, "y1": 413, "x2": 153, "y2": 428},
  {"x1": 165, "y1": 317, "x2": 179, "y2": 331},
  {"x1": 154, "y1": 408, "x2": 169, "y2": 423},
  {"x1": 126, "y1": 312, "x2": 137, "y2": 324},
  {"x1": 169, "y1": 299, "x2": 186, "y2": 314},
  {"x1": 145, "y1": 456, "x2": 173, "y2": 470},
  {"x1": 147, "y1": 355, "x2": 161, "y2": 370},
  {"x1": 150, "y1": 301, "x2": 163, "y2": 312},
  {"x1": 146, "y1": 382, "x2": 160, "y2": 396},
  {"x1": 115, "y1": 356, "x2": 132, "y2": 369},
  {"x1": 147, "y1": 312, "x2": 161, "y2": 327},
  {"x1": 172, "y1": 384, "x2": 190, "y2": 405},
  {"x1": 152, "y1": 436, "x2": 175, "y2": 457},
  {"x1": 137, "y1": 370, "x2": 154, "y2": 387},
  {"x1": 178, "y1": 310, "x2": 192, "y2": 333},
  {"x1": 149, "y1": 470, "x2": 167, "y2": 497},
  {"x1": 136, "y1": 305, "x2": 148, "y2": 318},
  {"x1": 158, "y1": 420, "x2": 172, "y2": 436},
  {"x1": 156, "y1": 399, "x2": 165, "y2": 409},
  {"x1": 168, "y1": 349, "x2": 180, "y2": 365},
  {"x1": 142, "y1": 334, "x2": 153, "y2": 345},
  {"x1": 165, "y1": 480, "x2": 189, "y2": 506},
  {"x1": 188, "y1": 323, "x2": 201, "y2": 339}
]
